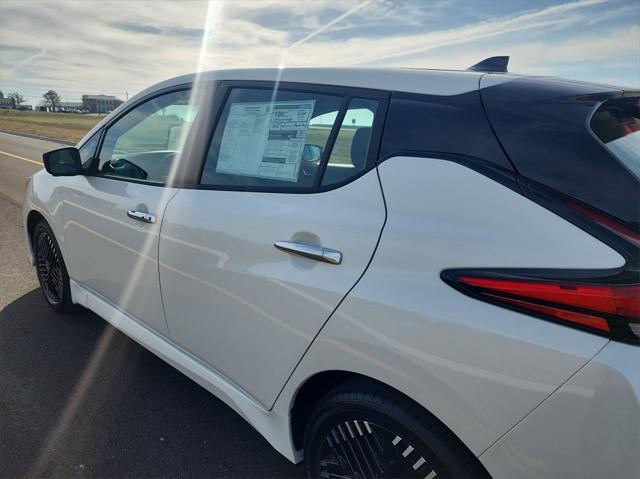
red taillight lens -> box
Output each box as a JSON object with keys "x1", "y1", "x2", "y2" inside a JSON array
[
  {"x1": 486, "y1": 294, "x2": 610, "y2": 332},
  {"x1": 459, "y1": 277, "x2": 640, "y2": 318},
  {"x1": 446, "y1": 273, "x2": 640, "y2": 342}
]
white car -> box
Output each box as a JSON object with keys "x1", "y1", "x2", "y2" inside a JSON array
[{"x1": 24, "y1": 58, "x2": 639, "y2": 479}]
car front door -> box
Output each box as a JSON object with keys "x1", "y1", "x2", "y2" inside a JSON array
[
  {"x1": 159, "y1": 83, "x2": 388, "y2": 407},
  {"x1": 63, "y1": 88, "x2": 202, "y2": 335}
]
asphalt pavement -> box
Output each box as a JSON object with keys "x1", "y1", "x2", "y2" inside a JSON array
[{"x1": 0, "y1": 131, "x2": 304, "y2": 478}]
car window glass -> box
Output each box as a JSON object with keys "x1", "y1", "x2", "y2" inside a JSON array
[
  {"x1": 322, "y1": 98, "x2": 378, "y2": 186},
  {"x1": 591, "y1": 95, "x2": 640, "y2": 178},
  {"x1": 97, "y1": 90, "x2": 199, "y2": 184},
  {"x1": 201, "y1": 88, "x2": 342, "y2": 189},
  {"x1": 78, "y1": 132, "x2": 100, "y2": 166}
]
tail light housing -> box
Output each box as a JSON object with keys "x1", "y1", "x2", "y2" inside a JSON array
[
  {"x1": 442, "y1": 185, "x2": 640, "y2": 345},
  {"x1": 442, "y1": 271, "x2": 639, "y2": 343}
]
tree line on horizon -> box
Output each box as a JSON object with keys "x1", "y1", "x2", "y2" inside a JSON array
[{"x1": 0, "y1": 90, "x2": 62, "y2": 110}]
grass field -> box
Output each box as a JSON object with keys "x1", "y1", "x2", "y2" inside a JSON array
[
  {"x1": 0, "y1": 110, "x2": 103, "y2": 142},
  {"x1": 307, "y1": 126, "x2": 356, "y2": 165}
]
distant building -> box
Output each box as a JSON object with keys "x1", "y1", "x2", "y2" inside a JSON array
[
  {"x1": 82, "y1": 94, "x2": 124, "y2": 114},
  {"x1": 17, "y1": 104, "x2": 33, "y2": 111},
  {"x1": 36, "y1": 104, "x2": 57, "y2": 112},
  {"x1": 37, "y1": 101, "x2": 81, "y2": 112},
  {"x1": 0, "y1": 98, "x2": 13, "y2": 109},
  {"x1": 59, "y1": 101, "x2": 84, "y2": 113}
]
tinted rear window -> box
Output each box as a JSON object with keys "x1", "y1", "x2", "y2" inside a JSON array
[{"x1": 591, "y1": 96, "x2": 640, "y2": 178}]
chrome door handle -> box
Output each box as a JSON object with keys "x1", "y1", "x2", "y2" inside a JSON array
[
  {"x1": 127, "y1": 210, "x2": 157, "y2": 224},
  {"x1": 274, "y1": 241, "x2": 342, "y2": 265}
]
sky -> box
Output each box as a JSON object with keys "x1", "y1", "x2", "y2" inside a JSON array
[{"x1": 1, "y1": 0, "x2": 639, "y2": 106}]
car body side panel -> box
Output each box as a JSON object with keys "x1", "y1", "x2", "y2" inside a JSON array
[
  {"x1": 479, "y1": 340, "x2": 640, "y2": 479},
  {"x1": 67, "y1": 278, "x2": 299, "y2": 463},
  {"x1": 275, "y1": 157, "x2": 623, "y2": 456},
  {"x1": 62, "y1": 175, "x2": 177, "y2": 336},
  {"x1": 23, "y1": 170, "x2": 68, "y2": 266},
  {"x1": 158, "y1": 169, "x2": 385, "y2": 408}
]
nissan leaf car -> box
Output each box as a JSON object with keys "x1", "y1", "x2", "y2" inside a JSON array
[{"x1": 24, "y1": 58, "x2": 639, "y2": 478}]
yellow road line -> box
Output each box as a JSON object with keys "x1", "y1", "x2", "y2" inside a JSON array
[{"x1": 0, "y1": 149, "x2": 42, "y2": 166}]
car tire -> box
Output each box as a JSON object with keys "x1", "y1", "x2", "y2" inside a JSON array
[
  {"x1": 33, "y1": 220, "x2": 74, "y2": 312},
  {"x1": 304, "y1": 379, "x2": 489, "y2": 479}
]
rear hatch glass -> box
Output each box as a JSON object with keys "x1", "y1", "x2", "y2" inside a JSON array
[{"x1": 591, "y1": 95, "x2": 640, "y2": 178}]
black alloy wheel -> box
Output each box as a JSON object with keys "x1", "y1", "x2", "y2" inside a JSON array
[
  {"x1": 305, "y1": 379, "x2": 489, "y2": 479},
  {"x1": 316, "y1": 418, "x2": 439, "y2": 479},
  {"x1": 33, "y1": 220, "x2": 73, "y2": 312}
]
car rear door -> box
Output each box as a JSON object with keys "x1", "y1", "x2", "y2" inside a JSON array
[{"x1": 159, "y1": 82, "x2": 388, "y2": 407}]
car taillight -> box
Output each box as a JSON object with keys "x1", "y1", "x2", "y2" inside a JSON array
[
  {"x1": 442, "y1": 189, "x2": 639, "y2": 344},
  {"x1": 459, "y1": 277, "x2": 639, "y2": 319},
  {"x1": 444, "y1": 273, "x2": 639, "y2": 341}
]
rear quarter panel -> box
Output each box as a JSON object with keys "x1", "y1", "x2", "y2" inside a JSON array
[
  {"x1": 479, "y1": 340, "x2": 640, "y2": 478},
  {"x1": 276, "y1": 157, "x2": 624, "y2": 456}
]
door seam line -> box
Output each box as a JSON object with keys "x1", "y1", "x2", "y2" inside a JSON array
[
  {"x1": 156, "y1": 187, "x2": 181, "y2": 339},
  {"x1": 269, "y1": 166, "x2": 389, "y2": 411},
  {"x1": 477, "y1": 339, "x2": 611, "y2": 458}
]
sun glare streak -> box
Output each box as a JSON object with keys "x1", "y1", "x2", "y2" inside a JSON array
[
  {"x1": 165, "y1": 0, "x2": 223, "y2": 189},
  {"x1": 267, "y1": 64, "x2": 285, "y2": 118},
  {"x1": 29, "y1": 0, "x2": 375, "y2": 472},
  {"x1": 28, "y1": 2, "x2": 225, "y2": 475},
  {"x1": 112, "y1": 0, "x2": 224, "y2": 327}
]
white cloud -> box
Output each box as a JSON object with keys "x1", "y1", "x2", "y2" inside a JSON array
[
  {"x1": 278, "y1": 0, "x2": 610, "y2": 66},
  {"x1": 0, "y1": 0, "x2": 638, "y2": 104}
]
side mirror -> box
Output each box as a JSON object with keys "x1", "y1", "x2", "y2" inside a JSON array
[
  {"x1": 42, "y1": 147, "x2": 82, "y2": 176},
  {"x1": 302, "y1": 144, "x2": 322, "y2": 163}
]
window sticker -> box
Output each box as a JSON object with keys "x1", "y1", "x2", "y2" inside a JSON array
[{"x1": 216, "y1": 100, "x2": 316, "y2": 182}]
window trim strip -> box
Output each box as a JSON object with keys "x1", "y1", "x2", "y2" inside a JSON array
[{"x1": 314, "y1": 94, "x2": 351, "y2": 188}]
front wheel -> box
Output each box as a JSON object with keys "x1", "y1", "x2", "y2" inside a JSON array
[
  {"x1": 33, "y1": 220, "x2": 73, "y2": 312},
  {"x1": 304, "y1": 379, "x2": 489, "y2": 479}
]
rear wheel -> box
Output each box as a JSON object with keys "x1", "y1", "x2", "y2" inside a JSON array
[
  {"x1": 304, "y1": 379, "x2": 489, "y2": 479},
  {"x1": 33, "y1": 220, "x2": 73, "y2": 312}
]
